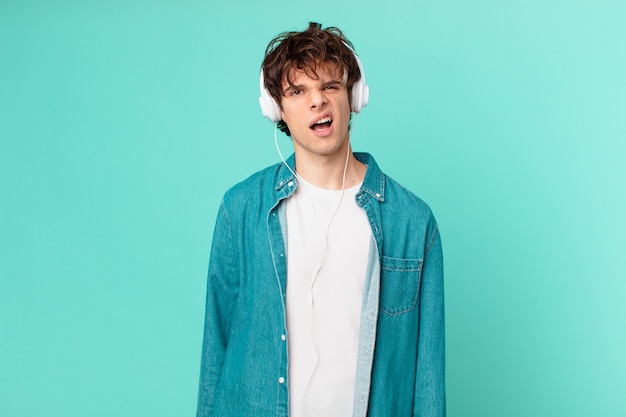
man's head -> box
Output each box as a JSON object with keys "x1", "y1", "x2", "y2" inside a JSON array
[{"x1": 260, "y1": 22, "x2": 366, "y2": 136}]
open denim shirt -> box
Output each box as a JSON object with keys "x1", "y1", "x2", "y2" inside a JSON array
[{"x1": 197, "y1": 152, "x2": 445, "y2": 417}]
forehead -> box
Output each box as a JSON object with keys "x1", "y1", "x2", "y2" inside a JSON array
[{"x1": 282, "y1": 62, "x2": 344, "y2": 86}]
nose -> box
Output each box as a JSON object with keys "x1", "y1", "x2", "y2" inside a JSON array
[{"x1": 309, "y1": 88, "x2": 327, "y2": 109}]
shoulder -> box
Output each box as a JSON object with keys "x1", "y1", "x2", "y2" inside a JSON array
[
  {"x1": 379, "y1": 173, "x2": 441, "y2": 256},
  {"x1": 383, "y1": 174, "x2": 434, "y2": 219},
  {"x1": 221, "y1": 162, "x2": 282, "y2": 208},
  {"x1": 357, "y1": 152, "x2": 433, "y2": 217},
  {"x1": 377, "y1": 169, "x2": 440, "y2": 250},
  {"x1": 357, "y1": 151, "x2": 437, "y2": 227}
]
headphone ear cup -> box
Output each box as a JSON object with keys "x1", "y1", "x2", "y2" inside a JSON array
[
  {"x1": 259, "y1": 72, "x2": 282, "y2": 123},
  {"x1": 351, "y1": 78, "x2": 364, "y2": 113},
  {"x1": 350, "y1": 53, "x2": 369, "y2": 113}
]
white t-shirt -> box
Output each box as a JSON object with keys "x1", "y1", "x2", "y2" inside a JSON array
[{"x1": 285, "y1": 177, "x2": 372, "y2": 417}]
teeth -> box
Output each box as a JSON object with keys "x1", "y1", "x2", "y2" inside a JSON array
[{"x1": 314, "y1": 117, "x2": 331, "y2": 125}]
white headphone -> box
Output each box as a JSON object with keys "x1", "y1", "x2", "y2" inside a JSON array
[{"x1": 258, "y1": 47, "x2": 369, "y2": 123}]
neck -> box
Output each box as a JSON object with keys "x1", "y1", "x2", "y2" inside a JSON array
[{"x1": 294, "y1": 143, "x2": 366, "y2": 190}]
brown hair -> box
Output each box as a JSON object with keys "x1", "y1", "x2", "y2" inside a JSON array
[{"x1": 261, "y1": 22, "x2": 361, "y2": 136}]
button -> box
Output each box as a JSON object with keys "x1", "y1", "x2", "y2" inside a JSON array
[
  {"x1": 288, "y1": 181, "x2": 294, "y2": 187},
  {"x1": 272, "y1": 212, "x2": 276, "y2": 216},
  {"x1": 375, "y1": 193, "x2": 381, "y2": 198},
  {"x1": 279, "y1": 253, "x2": 284, "y2": 257},
  {"x1": 281, "y1": 334, "x2": 286, "y2": 341},
  {"x1": 278, "y1": 377, "x2": 285, "y2": 384}
]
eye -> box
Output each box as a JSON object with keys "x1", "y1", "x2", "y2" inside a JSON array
[{"x1": 291, "y1": 89, "x2": 301, "y2": 96}]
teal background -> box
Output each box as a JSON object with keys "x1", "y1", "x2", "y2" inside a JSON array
[{"x1": 1, "y1": 0, "x2": 624, "y2": 416}]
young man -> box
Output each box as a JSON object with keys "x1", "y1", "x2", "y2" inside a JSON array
[{"x1": 197, "y1": 22, "x2": 445, "y2": 417}]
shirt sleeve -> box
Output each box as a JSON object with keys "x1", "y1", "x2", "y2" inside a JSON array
[
  {"x1": 196, "y1": 201, "x2": 239, "y2": 417},
  {"x1": 413, "y1": 220, "x2": 446, "y2": 417}
]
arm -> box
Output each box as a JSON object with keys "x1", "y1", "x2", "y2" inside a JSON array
[
  {"x1": 413, "y1": 222, "x2": 446, "y2": 417},
  {"x1": 196, "y1": 202, "x2": 239, "y2": 417}
]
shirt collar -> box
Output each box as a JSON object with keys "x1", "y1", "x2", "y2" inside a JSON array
[
  {"x1": 355, "y1": 152, "x2": 385, "y2": 202},
  {"x1": 274, "y1": 154, "x2": 297, "y2": 196},
  {"x1": 274, "y1": 152, "x2": 385, "y2": 202}
]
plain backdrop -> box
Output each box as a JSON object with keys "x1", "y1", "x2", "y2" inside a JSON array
[{"x1": 1, "y1": 1, "x2": 625, "y2": 416}]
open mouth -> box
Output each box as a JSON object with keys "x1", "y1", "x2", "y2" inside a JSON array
[{"x1": 310, "y1": 116, "x2": 333, "y2": 131}]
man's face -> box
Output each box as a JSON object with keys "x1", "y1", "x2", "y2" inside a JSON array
[{"x1": 280, "y1": 63, "x2": 351, "y2": 162}]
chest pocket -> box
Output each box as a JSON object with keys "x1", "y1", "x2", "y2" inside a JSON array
[{"x1": 379, "y1": 256, "x2": 423, "y2": 316}]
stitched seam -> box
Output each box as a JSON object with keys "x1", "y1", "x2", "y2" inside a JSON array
[
  {"x1": 425, "y1": 223, "x2": 439, "y2": 255},
  {"x1": 220, "y1": 201, "x2": 232, "y2": 230}
]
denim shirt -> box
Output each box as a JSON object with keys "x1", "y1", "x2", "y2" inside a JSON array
[{"x1": 197, "y1": 152, "x2": 445, "y2": 417}]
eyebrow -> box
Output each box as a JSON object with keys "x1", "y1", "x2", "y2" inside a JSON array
[
  {"x1": 283, "y1": 83, "x2": 305, "y2": 95},
  {"x1": 322, "y1": 79, "x2": 343, "y2": 88},
  {"x1": 282, "y1": 79, "x2": 344, "y2": 95}
]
